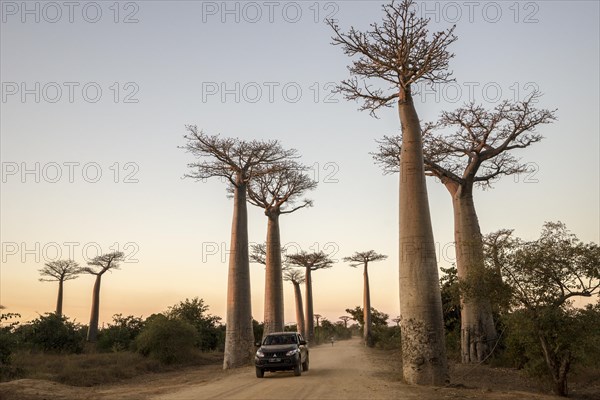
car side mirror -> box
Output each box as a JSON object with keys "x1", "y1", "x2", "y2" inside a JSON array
[
  {"x1": 255, "y1": 342, "x2": 262, "y2": 347},
  {"x1": 299, "y1": 340, "x2": 307, "y2": 345}
]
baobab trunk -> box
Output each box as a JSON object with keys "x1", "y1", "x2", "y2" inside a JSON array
[
  {"x1": 450, "y1": 185, "x2": 497, "y2": 363},
  {"x1": 223, "y1": 180, "x2": 255, "y2": 369},
  {"x1": 363, "y1": 262, "x2": 372, "y2": 347},
  {"x1": 87, "y1": 274, "x2": 102, "y2": 342},
  {"x1": 56, "y1": 279, "x2": 64, "y2": 317},
  {"x1": 292, "y1": 281, "x2": 305, "y2": 336},
  {"x1": 304, "y1": 268, "x2": 314, "y2": 342},
  {"x1": 398, "y1": 90, "x2": 448, "y2": 385},
  {"x1": 263, "y1": 212, "x2": 284, "y2": 336}
]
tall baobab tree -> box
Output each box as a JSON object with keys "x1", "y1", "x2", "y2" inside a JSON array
[
  {"x1": 38, "y1": 259, "x2": 81, "y2": 317},
  {"x1": 247, "y1": 164, "x2": 317, "y2": 336},
  {"x1": 183, "y1": 127, "x2": 297, "y2": 368},
  {"x1": 343, "y1": 251, "x2": 388, "y2": 346},
  {"x1": 374, "y1": 93, "x2": 557, "y2": 362},
  {"x1": 81, "y1": 251, "x2": 124, "y2": 342},
  {"x1": 284, "y1": 269, "x2": 306, "y2": 336},
  {"x1": 328, "y1": 0, "x2": 456, "y2": 384},
  {"x1": 339, "y1": 316, "x2": 352, "y2": 328},
  {"x1": 286, "y1": 251, "x2": 333, "y2": 342}
]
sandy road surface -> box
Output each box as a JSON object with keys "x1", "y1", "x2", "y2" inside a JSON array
[
  {"x1": 0, "y1": 337, "x2": 560, "y2": 400},
  {"x1": 153, "y1": 337, "x2": 417, "y2": 400},
  {"x1": 152, "y1": 338, "x2": 557, "y2": 400}
]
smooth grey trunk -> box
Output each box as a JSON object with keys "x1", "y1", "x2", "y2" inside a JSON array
[
  {"x1": 304, "y1": 267, "x2": 314, "y2": 342},
  {"x1": 449, "y1": 184, "x2": 497, "y2": 363},
  {"x1": 263, "y1": 212, "x2": 284, "y2": 336},
  {"x1": 86, "y1": 274, "x2": 102, "y2": 342},
  {"x1": 398, "y1": 90, "x2": 448, "y2": 385},
  {"x1": 223, "y1": 180, "x2": 255, "y2": 369},
  {"x1": 56, "y1": 279, "x2": 64, "y2": 317},
  {"x1": 292, "y1": 281, "x2": 305, "y2": 336},
  {"x1": 363, "y1": 262, "x2": 372, "y2": 347}
]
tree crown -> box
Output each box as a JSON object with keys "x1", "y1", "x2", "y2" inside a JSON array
[
  {"x1": 343, "y1": 250, "x2": 388, "y2": 267},
  {"x1": 283, "y1": 269, "x2": 305, "y2": 284},
  {"x1": 486, "y1": 222, "x2": 599, "y2": 311},
  {"x1": 38, "y1": 259, "x2": 81, "y2": 282},
  {"x1": 286, "y1": 251, "x2": 334, "y2": 271},
  {"x1": 328, "y1": 0, "x2": 457, "y2": 115},
  {"x1": 374, "y1": 92, "x2": 557, "y2": 189},
  {"x1": 247, "y1": 161, "x2": 317, "y2": 215},
  {"x1": 80, "y1": 251, "x2": 125, "y2": 276},
  {"x1": 182, "y1": 126, "x2": 298, "y2": 188}
]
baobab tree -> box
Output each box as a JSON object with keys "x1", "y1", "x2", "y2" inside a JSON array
[
  {"x1": 392, "y1": 316, "x2": 401, "y2": 327},
  {"x1": 183, "y1": 127, "x2": 297, "y2": 368},
  {"x1": 339, "y1": 315, "x2": 352, "y2": 328},
  {"x1": 80, "y1": 251, "x2": 124, "y2": 342},
  {"x1": 286, "y1": 251, "x2": 333, "y2": 342},
  {"x1": 328, "y1": 0, "x2": 456, "y2": 384},
  {"x1": 374, "y1": 93, "x2": 557, "y2": 362},
  {"x1": 284, "y1": 269, "x2": 306, "y2": 336},
  {"x1": 247, "y1": 164, "x2": 317, "y2": 336},
  {"x1": 343, "y1": 251, "x2": 388, "y2": 346},
  {"x1": 314, "y1": 314, "x2": 322, "y2": 328},
  {"x1": 38, "y1": 259, "x2": 81, "y2": 317}
]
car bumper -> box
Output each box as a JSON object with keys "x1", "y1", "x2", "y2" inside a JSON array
[{"x1": 255, "y1": 355, "x2": 299, "y2": 370}]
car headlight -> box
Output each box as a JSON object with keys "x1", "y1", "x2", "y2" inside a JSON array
[
  {"x1": 256, "y1": 349, "x2": 265, "y2": 358},
  {"x1": 285, "y1": 349, "x2": 299, "y2": 356}
]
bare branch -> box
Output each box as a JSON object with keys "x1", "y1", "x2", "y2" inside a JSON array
[
  {"x1": 82, "y1": 251, "x2": 125, "y2": 276},
  {"x1": 327, "y1": 0, "x2": 457, "y2": 116},
  {"x1": 343, "y1": 250, "x2": 388, "y2": 268},
  {"x1": 181, "y1": 126, "x2": 299, "y2": 188},
  {"x1": 38, "y1": 259, "x2": 81, "y2": 282}
]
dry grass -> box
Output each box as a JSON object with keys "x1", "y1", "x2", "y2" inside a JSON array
[
  {"x1": 7, "y1": 350, "x2": 222, "y2": 387},
  {"x1": 366, "y1": 346, "x2": 600, "y2": 400}
]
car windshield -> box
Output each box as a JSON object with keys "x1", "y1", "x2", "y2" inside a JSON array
[{"x1": 263, "y1": 335, "x2": 297, "y2": 345}]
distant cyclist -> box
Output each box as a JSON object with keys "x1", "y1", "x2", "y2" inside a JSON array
[{"x1": 330, "y1": 337, "x2": 334, "y2": 346}]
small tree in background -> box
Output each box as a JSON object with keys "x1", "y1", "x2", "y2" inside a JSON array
[
  {"x1": 81, "y1": 251, "x2": 125, "y2": 342},
  {"x1": 339, "y1": 316, "x2": 352, "y2": 329},
  {"x1": 136, "y1": 314, "x2": 196, "y2": 364},
  {"x1": 488, "y1": 222, "x2": 600, "y2": 396},
  {"x1": 38, "y1": 259, "x2": 81, "y2": 317},
  {"x1": 286, "y1": 251, "x2": 334, "y2": 342},
  {"x1": 343, "y1": 251, "x2": 387, "y2": 346},
  {"x1": 284, "y1": 269, "x2": 306, "y2": 337},
  {"x1": 166, "y1": 297, "x2": 222, "y2": 351}
]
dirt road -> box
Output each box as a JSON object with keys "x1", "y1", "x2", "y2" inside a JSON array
[
  {"x1": 154, "y1": 337, "x2": 416, "y2": 400},
  {"x1": 0, "y1": 337, "x2": 560, "y2": 400},
  {"x1": 151, "y1": 338, "x2": 556, "y2": 400}
]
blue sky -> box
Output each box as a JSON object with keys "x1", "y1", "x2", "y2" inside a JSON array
[{"x1": 1, "y1": 0, "x2": 599, "y2": 325}]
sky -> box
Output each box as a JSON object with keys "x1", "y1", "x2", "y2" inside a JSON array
[{"x1": 1, "y1": 0, "x2": 599, "y2": 327}]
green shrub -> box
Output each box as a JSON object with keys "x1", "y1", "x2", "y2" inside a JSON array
[
  {"x1": 97, "y1": 314, "x2": 144, "y2": 352},
  {"x1": 166, "y1": 298, "x2": 223, "y2": 351},
  {"x1": 15, "y1": 313, "x2": 85, "y2": 353},
  {"x1": 135, "y1": 314, "x2": 196, "y2": 364}
]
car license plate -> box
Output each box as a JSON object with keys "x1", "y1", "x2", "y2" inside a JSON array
[{"x1": 269, "y1": 358, "x2": 281, "y2": 362}]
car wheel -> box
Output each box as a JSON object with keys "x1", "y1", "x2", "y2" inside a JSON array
[
  {"x1": 256, "y1": 367, "x2": 264, "y2": 378},
  {"x1": 293, "y1": 360, "x2": 302, "y2": 376},
  {"x1": 302, "y1": 355, "x2": 309, "y2": 372}
]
